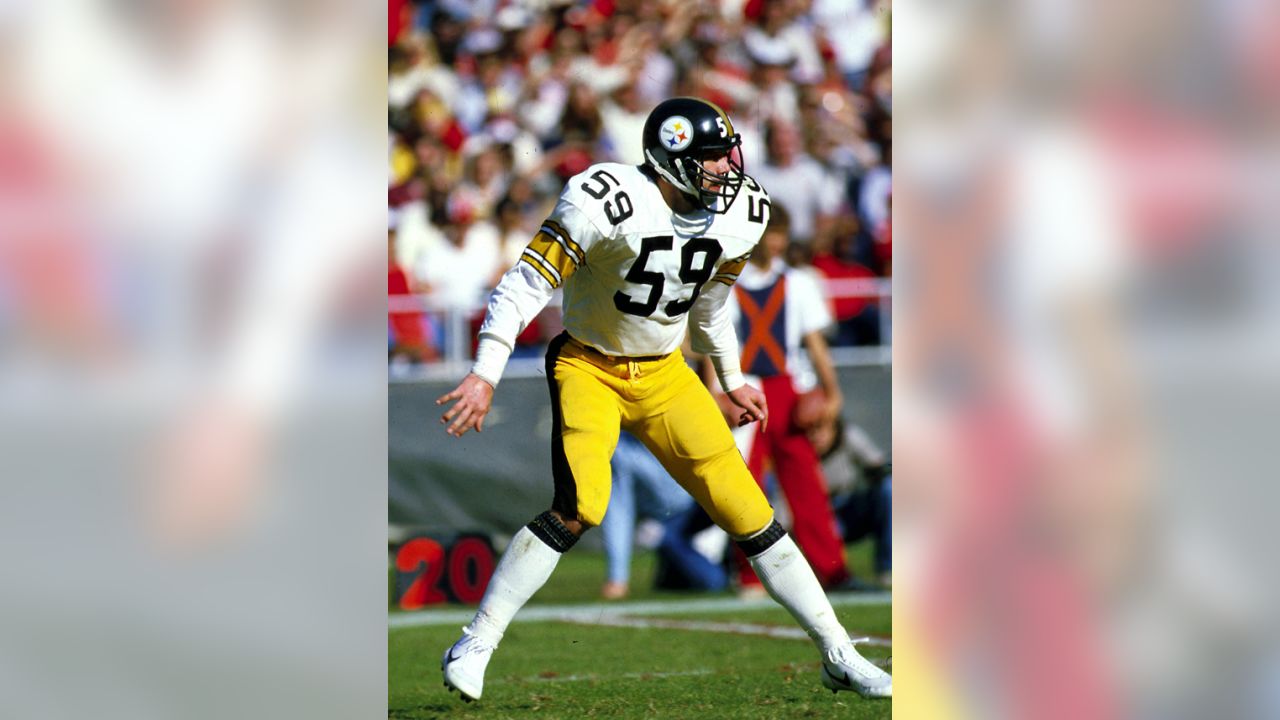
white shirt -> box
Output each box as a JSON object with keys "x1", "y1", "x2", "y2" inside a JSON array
[
  {"x1": 416, "y1": 222, "x2": 501, "y2": 311},
  {"x1": 600, "y1": 102, "x2": 650, "y2": 166},
  {"x1": 728, "y1": 258, "x2": 833, "y2": 392},
  {"x1": 812, "y1": 0, "x2": 889, "y2": 75},
  {"x1": 752, "y1": 156, "x2": 844, "y2": 242},
  {"x1": 473, "y1": 163, "x2": 773, "y2": 390},
  {"x1": 393, "y1": 199, "x2": 445, "y2": 272}
]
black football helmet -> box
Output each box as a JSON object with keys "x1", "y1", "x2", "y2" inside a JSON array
[{"x1": 642, "y1": 97, "x2": 745, "y2": 214}]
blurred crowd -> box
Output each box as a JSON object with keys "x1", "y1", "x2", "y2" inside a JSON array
[{"x1": 387, "y1": 0, "x2": 892, "y2": 365}]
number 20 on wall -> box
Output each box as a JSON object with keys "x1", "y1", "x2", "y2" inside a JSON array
[{"x1": 394, "y1": 534, "x2": 497, "y2": 609}]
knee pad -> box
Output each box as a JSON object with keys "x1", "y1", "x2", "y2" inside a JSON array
[
  {"x1": 735, "y1": 518, "x2": 787, "y2": 558},
  {"x1": 527, "y1": 511, "x2": 580, "y2": 553}
]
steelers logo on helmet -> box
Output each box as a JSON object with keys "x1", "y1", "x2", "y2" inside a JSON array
[{"x1": 658, "y1": 116, "x2": 694, "y2": 152}]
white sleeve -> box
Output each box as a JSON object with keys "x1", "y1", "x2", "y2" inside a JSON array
[
  {"x1": 470, "y1": 183, "x2": 604, "y2": 387},
  {"x1": 470, "y1": 262, "x2": 554, "y2": 387},
  {"x1": 791, "y1": 268, "x2": 834, "y2": 337},
  {"x1": 688, "y1": 281, "x2": 746, "y2": 393}
]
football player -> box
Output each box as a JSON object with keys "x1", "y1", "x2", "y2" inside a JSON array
[{"x1": 436, "y1": 97, "x2": 891, "y2": 702}]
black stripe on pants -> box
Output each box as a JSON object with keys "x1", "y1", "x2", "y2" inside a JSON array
[{"x1": 544, "y1": 332, "x2": 578, "y2": 521}]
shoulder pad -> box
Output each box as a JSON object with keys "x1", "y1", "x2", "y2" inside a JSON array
[
  {"x1": 564, "y1": 164, "x2": 647, "y2": 201},
  {"x1": 741, "y1": 173, "x2": 770, "y2": 199},
  {"x1": 560, "y1": 163, "x2": 648, "y2": 232}
]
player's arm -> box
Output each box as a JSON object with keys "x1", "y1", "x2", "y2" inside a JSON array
[
  {"x1": 796, "y1": 268, "x2": 842, "y2": 422},
  {"x1": 802, "y1": 329, "x2": 844, "y2": 423},
  {"x1": 435, "y1": 259, "x2": 552, "y2": 436},
  {"x1": 438, "y1": 200, "x2": 595, "y2": 437},
  {"x1": 688, "y1": 255, "x2": 767, "y2": 429},
  {"x1": 694, "y1": 350, "x2": 745, "y2": 428}
]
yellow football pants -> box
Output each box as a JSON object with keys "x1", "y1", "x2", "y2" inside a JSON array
[{"x1": 544, "y1": 333, "x2": 774, "y2": 537}]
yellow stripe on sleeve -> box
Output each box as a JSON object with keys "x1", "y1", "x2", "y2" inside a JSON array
[
  {"x1": 711, "y1": 256, "x2": 748, "y2": 286},
  {"x1": 541, "y1": 220, "x2": 584, "y2": 262},
  {"x1": 520, "y1": 253, "x2": 559, "y2": 288},
  {"x1": 526, "y1": 231, "x2": 581, "y2": 283}
]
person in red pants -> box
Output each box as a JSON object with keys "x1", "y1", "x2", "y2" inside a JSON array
[{"x1": 708, "y1": 205, "x2": 851, "y2": 591}]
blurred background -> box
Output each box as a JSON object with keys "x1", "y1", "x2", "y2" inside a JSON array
[
  {"x1": 894, "y1": 0, "x2": 1280, "y2": 718},
  {"x1": 0, "y1": 0, "x2": 1276, "y2": 716},
  {"x1": 387, "y1": 0, "x2": 894, "y2": 552},
  {"x1": 0, "y1": 0, "x2": 386, "y2": 718}
]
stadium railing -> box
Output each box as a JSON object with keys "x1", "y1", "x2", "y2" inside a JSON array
[{"x1": 388, "y1": 277, "x2": 891, "y2": 382}]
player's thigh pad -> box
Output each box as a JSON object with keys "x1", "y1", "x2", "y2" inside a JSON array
[
  {"x1": 547, "y1": 351, "x2": 622, "y2": 527},
  {"x1": 632, "y1": 364, "x2": 772, "y2": 538}
]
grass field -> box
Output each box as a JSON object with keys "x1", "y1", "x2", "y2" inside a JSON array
[{"x1": 389, "y1": 542, "x2": 891, "y2": 719}]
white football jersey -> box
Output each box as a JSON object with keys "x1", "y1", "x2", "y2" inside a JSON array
[{"x1": 523, "y1": 162, "x2": 773, "y2": 356}]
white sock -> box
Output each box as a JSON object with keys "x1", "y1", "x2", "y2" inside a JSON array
[
  {"x1": 465, "y1": 526, "x2": 562, "y2": 646},
  {"x1": 748, "y1": 534, "x2": 850, "y2": 653}
]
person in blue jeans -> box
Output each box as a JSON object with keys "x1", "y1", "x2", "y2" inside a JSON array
[
  {"x1": 651, "y1": 503, "x2": 729, "y2": 593},
  {"x1": 601, "y1": 432, "x2": 728, "y2": 598}
]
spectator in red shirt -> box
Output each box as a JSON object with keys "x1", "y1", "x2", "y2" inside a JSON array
[
  {"x1": 811, "y1": 215, "x2": 883, "y2": 347},
  {"x1": 388, "y1": 224, "x2": 437, "y2": 364}
]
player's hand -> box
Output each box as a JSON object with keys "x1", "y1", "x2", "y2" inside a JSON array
[
  {"x1": 726, "y1": 384, "x2": 768, "y2": 432},
  {"x1": 436, "y1": 373, "x2": 494, "y2": 437},
  {"x1": 712, "y1": 391, "x2": 739, "y2": 427},
  {"x1": 823, "y1": 392, "x2": 844, "y2": 425}
]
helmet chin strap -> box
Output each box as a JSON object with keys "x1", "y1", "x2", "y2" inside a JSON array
[
  {"x1": 675, "y1": 160, "x2": 703, "y2": 200},
  {"x1": 645, "y1": 149, "x2": 700, "y2": 199}
]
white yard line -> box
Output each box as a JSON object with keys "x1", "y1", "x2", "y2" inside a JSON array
[
  {"x1": 562, "y1": 615, "x2": 892, "y2": 648},
  {"x1": 390, "y1": 591, "x2": 891, "y2": 630}
]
